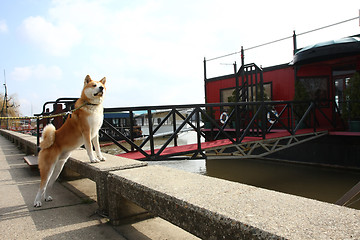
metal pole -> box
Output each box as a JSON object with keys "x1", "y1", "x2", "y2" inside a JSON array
[
  {"x1": 203, "y1": 58, "x2": 207, "y2": 103},
  {"x1": 147, "y1": 109, "x2": 155, "y2": 157},
  {"x1": 36, "y1": 118, "x2": 40, "y2": 153},
  {"x1": 234, "y1": 62, "x2": 240, "y2": 142},
  {"x1": 129, "y1": 110, "x2": 134, "y2": 151},
  {"x1": 234, "y1": 62, "x2": 239, "y2": 102},
  {"x1": 5, "y1": 85, "x2": 8, "y2": 129},
  {"x1": 196, "y1": 107, "x2": 202, "y2": 155},
  {"x1": 255, "y1": 67, "x2": 259, "y2": 135},
  {"x1": 241, "y1": 46, "x2": 244, "y2": 67},
  {"x1": 172, "y1": 109, "x2": 177, "y2": 147},
  {"x1": 241, "y1": 63, "x2": 246, "y2": 102},
  {"x1": 3, "y1": 70, "x2": 8, "y2": 129},
  {"x1": 259, "y1": 67, "x2": 266, "y2": 139},
  {"x1": 293, "y1": 30, "x2": 297, "y2": 55}
]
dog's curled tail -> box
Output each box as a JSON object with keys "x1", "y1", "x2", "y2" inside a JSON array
[{"x1": 40, "y1": 124, "x2": 56, "y2": 149}]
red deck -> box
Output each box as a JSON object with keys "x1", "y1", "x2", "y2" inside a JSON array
[
  {"x1": 328, "y1": 131, "x2": 360, "y2": 137},
  {"x1": 118, "y1": 128, "x2": 327, "y2": 160}
]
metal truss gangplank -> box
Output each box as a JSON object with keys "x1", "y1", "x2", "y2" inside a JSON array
[{"x1": 205, "y1": 130, "x2": 328, "y2": 159}]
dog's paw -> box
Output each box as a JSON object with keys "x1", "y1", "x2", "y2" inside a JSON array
[
  {"x1": 34, "y1": 201, "x2": 42, "y2": 207},
  {"x1": 90, "y1": 158, "x2": 100, "y2": 163},
  {"x1": 96, "y1": 153, "x2": 106, "y2": 161},
  {"x1": 45, "y1": 196, "x2": 53, "y2": 202}
]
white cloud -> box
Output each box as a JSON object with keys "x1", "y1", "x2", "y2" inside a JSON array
[
  {"x1": 9, "y1": 0, "x2": 360, "y2": 114},
  {"x1": 20, "y1": 16, "x2": 82, "y2": 56},
  {"x1": 10, "y1": 64, "x2": 63, "y2": 82},
  {"x1": 0, "y1": 20, "x2": 8, "y2": 33}
]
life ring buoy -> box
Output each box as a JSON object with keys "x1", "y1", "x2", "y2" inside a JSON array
[
  {"x1": 267, "y1": 110, "x2": 279, "y2": 124},
  {"x1": 220, "y1": 112, "x2": 229, "y2": 124}
]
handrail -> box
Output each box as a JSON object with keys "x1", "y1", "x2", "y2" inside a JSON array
[
  {"x1": 101, "y1": 99, "x2": 343, "y2": 160},
  {"x1": 35, "y1": 97, "x2": 78, "y2": 116},
  {"x1": 35, "y1": 98, "x2": 344, "y2": 160}
]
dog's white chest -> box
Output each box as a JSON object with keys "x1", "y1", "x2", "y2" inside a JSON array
[{"x1": 86, "y1": 106, "x2": 104, "y2": 138}]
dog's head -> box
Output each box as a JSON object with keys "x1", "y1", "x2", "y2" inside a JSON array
[{"x1": 82, "y1": 75, "x2": 106, "y2": 104}]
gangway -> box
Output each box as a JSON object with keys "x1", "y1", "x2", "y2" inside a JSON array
[
  {"x1": 35, "y1": 98, "x2": 343, "y2": 161},
  {"x1": 103, "y1": 98, "x2": 339, "y2": 160},
  {"x1": 118, "y1": 128, "x2": 328, "y2": 160}
]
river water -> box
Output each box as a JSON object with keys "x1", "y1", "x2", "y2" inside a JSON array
[{"x1": 101, "y1": 131, "x2": 360, "y2": 210}]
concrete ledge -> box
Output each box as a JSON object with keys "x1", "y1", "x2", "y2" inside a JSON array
[
  {"x1": 3, "y1": 129, "x2": 360, "y2": 238},
  {"x1": 0, "y1": 129, "x2": 147, "y2": 214},
  {"x1": 65, "y1": 149, "x2": 147, "y2": 213},
  {"x1": 0, "y1": 129, "x2": 38, "y2": 155},
  {"x1": 108, "y1": 165, "x2": 360, "y2": 240}
]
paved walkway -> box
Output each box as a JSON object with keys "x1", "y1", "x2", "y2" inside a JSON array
[{"x1": 0, "y1": 135, "x2": 198, "y2": 240}]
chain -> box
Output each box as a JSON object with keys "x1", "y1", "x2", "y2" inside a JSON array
[{"x1": 0, "y1": 102, "x2": 89, "y2": 120}]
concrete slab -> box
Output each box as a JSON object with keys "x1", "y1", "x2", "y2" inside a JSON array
[
  {"x1": 1, "y1": 147, "x2": 83, "y2": 210},
  {"x1": 115, "y1": 217, "x2": 200, "y2": 240},
  {"x1": 1, "y1": 202, "x2": 125, "y2": 240},
  {"x1": 68, "y1": 148, "x2": 147, "y2": 173},
  {"x1": 0, "y1": 134, "x2": 200, "y2": 240},
  {"x1": 64, "y1": 178, "x2": 98, "y2": 202},
  {"x1": 109, "y1": 165, "x2": 360, "y2": 239},
  {"x1": 30, "y1": 203, "x2": 123, "y2": 239},
  {"x1": 64, "y1": 149, "x2": 148, "y2": 213},
  {"x1": 0, "y1": 135, "x2": 125, "y2": 240},
  {"x1": 24, "y1": 155, "x2": 39, "y2": 166},
  {"x1": 67, "y1": 177, "x2": 200, "y2": 240}
]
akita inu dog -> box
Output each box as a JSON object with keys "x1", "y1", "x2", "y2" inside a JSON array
[{"x1": 34, "y1": 75, "x2": 106, "y2": 207}]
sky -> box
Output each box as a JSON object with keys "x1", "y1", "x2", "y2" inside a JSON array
[{"x1": 0, "y1": 0, "x2": 359, "y2": 116}]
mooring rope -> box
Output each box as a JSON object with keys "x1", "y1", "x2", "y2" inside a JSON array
[{"x1": 0, "y1": 102, "x2": 88, "y2": 120}]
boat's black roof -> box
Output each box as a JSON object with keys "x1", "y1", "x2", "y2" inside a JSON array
[{"x1": 293, "y1": 34, "x2": 360, "y2": 65}]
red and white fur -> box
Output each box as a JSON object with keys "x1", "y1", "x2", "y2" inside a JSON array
[{"x1": 34, "y1": 75, "x2": 106, "y2": 207}]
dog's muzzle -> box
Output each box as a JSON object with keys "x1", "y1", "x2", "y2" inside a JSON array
[{"x1": 94, "y1": 86, "x2": 104, "y2": 96}]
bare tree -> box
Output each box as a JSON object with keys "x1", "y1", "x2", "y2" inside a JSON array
[{"x1": 0, "y1": 93, "x2": 21, "y2": 129}]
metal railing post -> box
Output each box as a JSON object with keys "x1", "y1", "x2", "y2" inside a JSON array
[
  {"x1": 234, "y1": 63, "x2": 240, "y2": 143},
  {"x1": 147, "y1": 109, "x2": 155, "y2": 157},
  {"x1": 172, "y1": 109, "x2": 178, "y2": 147},
  {"x1": 129, "y1": 110, "x2": 134, "y2": 151},
  {"x1": 196, "y1": 107, "x2": 201, "y2": 154},
  {"x1": 36, "y1": 118, "x2": 40, "y2": 153}
]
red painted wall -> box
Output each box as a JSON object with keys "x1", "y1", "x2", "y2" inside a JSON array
[
  {"x1": 206, "y1": 77, "x2": 234, "y2": 103},
  {"x1": 263, "y1": 66, "x2": 295, "y2": 101},
  {"x1": 206, "y1": 55, "x2": 360, "y2": 104}
]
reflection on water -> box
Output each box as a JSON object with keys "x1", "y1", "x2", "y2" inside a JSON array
[
  {"x1": 206, "y1": 158, "x2": 360, "y2": 210},
  {"x1": 147, "y1": 159, "x2": 206, "y2": 174},
  {"x1": 147, "y1": 157, "x2": 360, "y2": 210},
  {"x1": 102, "y1": 131, "x2": 360, "y2": 210}
]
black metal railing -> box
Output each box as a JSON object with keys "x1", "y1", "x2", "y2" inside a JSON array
[
  {"x1": 35, "y1": 98, "x2": 78, "y2": 148},
  {"x1": 101, "y1": 100, "x2": 343, "y2": 160},
  {"x1": 35, "y1": 98, "x2": 344, "y2": 160}
]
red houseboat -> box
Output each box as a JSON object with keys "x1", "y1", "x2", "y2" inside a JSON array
[{"x1": 204, "y1": 34, "x2": 360, "y2": 130}]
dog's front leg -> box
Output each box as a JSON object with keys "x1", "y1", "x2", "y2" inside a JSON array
[
  {"x1": 92, "y1": 134, "x2": 106, "y2": 161},
  {"x1": 83, "y1": 132, "x2": 99, "y2": 163}
]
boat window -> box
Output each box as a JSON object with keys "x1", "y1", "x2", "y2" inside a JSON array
[
  {"x1": 120, "y1": 118, "x2": 126, "y2": 127},
  {"x1": 112, "y1": 118, "x2": 119, "y2": 127},
  {"x1": 298, "y1": 77, "x2": 328, "y2": 103},
  {"x1": 334, "y1": 76, "x2": 352, "y2": 113},
  {"x1": 220, "y1": 82, "x2": 272, "y2": 103}
]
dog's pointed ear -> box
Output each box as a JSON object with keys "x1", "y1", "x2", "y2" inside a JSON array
[
  {"x1": 84, "y1": 75, "x2": 92, "y2": 85},
  {"x1": 100, "y1": 77, "x2": 106, "y2": 85}
]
